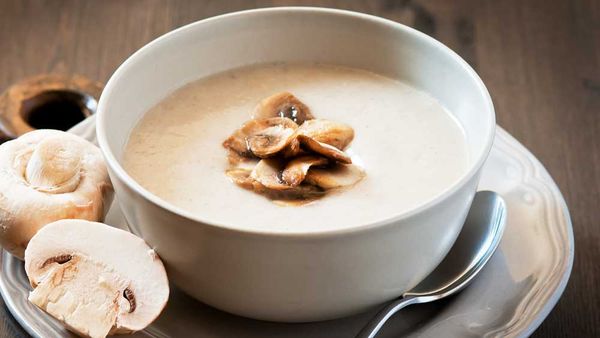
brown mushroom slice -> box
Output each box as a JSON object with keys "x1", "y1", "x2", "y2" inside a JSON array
[
  {"x1": 281, "y1": 156, "x2": 328, "y2": 187},
  {"x1": 249, "y1": 159, "x2": 325, "y2": 200},
  {"x1": 223, "y1": 117, "x2": 298, "y2": 158},
  {"x1": 252, "y1": 92, "x2": 314, "y2": 125},
  {"x1": 222, "y1": 128, "x2": 252, "y2": 157},
  {"x1": 297, "y1": 135, "x2": 352, "y2": 164},
  {"x1": 281, "y1": 137, "x2": 303, "y2": 158},
  {"x1": 297, "y1": 119, "x2": 355, "y2": 150},
  {"x1": 24, "y1": 220, "x2": 169, "y2": 338},
  {"x1": 247, "y1": 124, "x2": 296, "y2": 158},
  {"x1": 305, "y1": 164, "x2": 366, "y2": 189},
  {"x1": 250, "y1": 159, "x2": 289, "y2": 190},
  {"x1": 225, "y1": 168, "x2": 255, "y2": 189}
]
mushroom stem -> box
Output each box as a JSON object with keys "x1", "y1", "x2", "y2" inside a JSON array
[{"x1": 24, "y1": 138, "x2": 82, "y2": 194}]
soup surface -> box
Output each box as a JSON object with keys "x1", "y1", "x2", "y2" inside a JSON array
[{"x1": 123, "y1": 63, "x2": 469, "y2": 232}]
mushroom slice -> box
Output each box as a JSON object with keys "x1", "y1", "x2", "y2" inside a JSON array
[
  {"x1": 247, "y1": 125, "x2": 296, "y2": 158},
  {"x1": 225, "y1": 168, "x2": 255, "y2": 189},
  {"x1": 250, "y1": 159, "x2": 289, "y2": 190},
  {"x1": 305, "y1": 164, "x2": 366, "y2": 189},
  {"x1": 223, "y1": 117, "x2": 298, "y2": 158},
  {"x1": 281, "y1": 156, "x2": 328, "y2": 187},
  {"x1": 297, "y1": 135, "x2": 352, "y2": 164},
  {"x1": 248, "y1": 159, "x2": 325, "y2": 200},
  {"x1": 252, "y1": 92, "x2": 314, "y2": 125},
  {"x1": 222, "y1": 129, "x2": 253, "y2": 158},
  {"x1": 281, "y1": 137, "x2": 303, "y2": 158},
  {"x1": 24, "y1": 220, "x2": 169, "y2": 338},
  {"x1": 297, "y1": 119, "x2": 355, "y2": 150},
  {"x1": 0, "y1": 129, "x2": 114, "y2": 259}
]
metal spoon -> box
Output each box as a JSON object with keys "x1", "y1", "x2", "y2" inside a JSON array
[{"x1": 356, "y1": 191, "x2": 507, "y2": 338}]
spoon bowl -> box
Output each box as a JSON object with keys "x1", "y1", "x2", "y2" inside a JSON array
[{"x1": 357, "y1": 191, "x2": 507, "y2": 338}]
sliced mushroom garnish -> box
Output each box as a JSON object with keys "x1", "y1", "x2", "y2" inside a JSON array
[
  {"x1": 225, "y1": 159, "x2": 327, "y2": 202},
  {"x1": 25, "y1": 219, "x2": 169, "y2": 338},
  {"x1": 305, "y1": 164, "x2": 366, "y2": 189},
  {"x1": 281, "y1": 156, "x2": 328, "y2": 187},
  {"x1": 297, "y1": 119, "x2": 355, "y2": 150},
  {"x1": 252, "y1": 92, "x2": 314, "y2": 125},
  {"x1": 224, "y1": 92, "x2": 365, "y2": 204},
  {"x1": 297, "y1": 135, "x2": 352, "y2": 164},
  {"x1": 223, "y1": 117, "x2": 298, "y2": 158}
]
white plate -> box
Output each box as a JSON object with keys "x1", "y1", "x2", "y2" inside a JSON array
[{"x1": 0, "y1": 116, "x2": 573, "y2": 338}]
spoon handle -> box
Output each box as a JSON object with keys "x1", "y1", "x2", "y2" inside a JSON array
[{"x1": 355, "y1": 296, "x2": 419, "y2": 338}]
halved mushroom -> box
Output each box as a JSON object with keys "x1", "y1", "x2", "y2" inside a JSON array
[
  {"x1": 223, "y1": 117, "x2": 298, "y2": 158},
  {"x1": 24, "y1": 219, "x2": 169, "y2": 338},
  {"x1": 305, "y1": 164, "x2": 366, "y2": 189},
  {"x1": 297, "y1": 135, "x2": 352, "y2": 164},
  {"x1": 0, "y1": 130, "x2": 114, "y2": 259},
  {"x1": 252, "y1": 92, "x2": 314, "y2": 125},
  {"x1": 297, "y1": 119, "x2": 354, "y2": 150},
  {"x1": 281, "y1": 156, "x2": 328, "y2": 186}
]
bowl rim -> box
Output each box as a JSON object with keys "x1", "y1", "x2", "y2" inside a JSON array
[{"x1": 97, "y1": 6, "x2": 496, "y2": 237}]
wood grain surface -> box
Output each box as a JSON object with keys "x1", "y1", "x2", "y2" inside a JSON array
[{"x1": 0, "y1": 1, "x2": 598, "y2": 337}]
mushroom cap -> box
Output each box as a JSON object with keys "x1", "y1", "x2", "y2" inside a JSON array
[
  {"x1": 297, "y1": 119, "x2": 355, "y2": 150},
  {"x1": 0, "y1": 130, "x2": 113, "y2": 259},
  {"x1": 24, "y1": 219, "x2": 169, "y2": 338},
  {"x1": 252, "y1": 92, "x2": 314, "y2": 125}
]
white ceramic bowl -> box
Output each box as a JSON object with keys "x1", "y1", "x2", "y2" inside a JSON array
[{"x1": 97, "y1": 7, "x2": 495, "y2": 322}]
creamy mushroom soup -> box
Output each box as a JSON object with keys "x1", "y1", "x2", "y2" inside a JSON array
[{"x1": 123, "y1": 64, "x2": 469, "y2": 231}]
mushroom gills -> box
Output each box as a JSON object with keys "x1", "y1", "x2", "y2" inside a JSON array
[{"x1": 252, "y1": 92, "x2": 314, "y2": 124}]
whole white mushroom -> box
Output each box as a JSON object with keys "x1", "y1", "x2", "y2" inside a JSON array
[{"x1": 0, "y1": 129, "x2": 113, "y2": 259}]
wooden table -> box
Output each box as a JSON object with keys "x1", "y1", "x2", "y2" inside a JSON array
[{"x1": 0, "y1": 1, "x2": 597, "y2": 337}]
